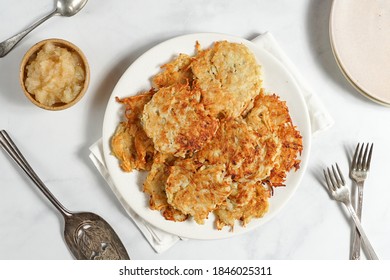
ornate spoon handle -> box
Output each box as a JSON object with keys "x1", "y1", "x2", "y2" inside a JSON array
[
  {"x1": 0, "y1": 10, "x2": 57, "y2": 57},
  {"x1": 0, "y1": 130, "x2": 71, "y2": 217}
]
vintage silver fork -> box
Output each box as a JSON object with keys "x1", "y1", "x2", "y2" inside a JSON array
[
  {"x1": 350, "y1": 143, "x2": 373, "y2": 260},
  {"x1": 324, "y1": 164, "x2": 378, "y2": 260}
]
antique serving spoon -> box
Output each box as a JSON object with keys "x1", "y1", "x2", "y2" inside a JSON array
[
  {"x1": 0, "y1": 130, "x2": 129, "y2": 260},
  {"x1": 0, "y1": 0, "x2": 88, "y2": 57}
]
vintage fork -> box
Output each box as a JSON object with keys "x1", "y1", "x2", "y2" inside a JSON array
[
  {"x1": 350, "y1": 143, "x2": 373, "y2": 260},
  {"x1": 323, "y1": 164, "x2": 378, "y2": 260}
]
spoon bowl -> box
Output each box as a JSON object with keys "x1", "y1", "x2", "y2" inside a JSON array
[
  {"x1": 0, "y1": 130, "x2": 130, "y2": 260},
  {"x1": 64, "y1": 212, "x2": 129, "y2": 260},
  {"x1": 57, "y1": 0, "x2": 89, "y2": 17},
  {"x1": 0, "y1": 0, "x2": 88, "y2": 57}
]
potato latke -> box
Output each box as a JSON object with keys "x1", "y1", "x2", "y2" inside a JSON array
[
  {"x1": 111, "y1": 41, "x2": 303, "y2": 230},
  {"x1": 191, "y1": 41, "x2": 262, "y2": 118},
  {"x1": 111, "y1": 92, "x2": 155, "y2": 172},
  {"x1": 141, "y1": 84, "x2": 219, "y2": 157}
]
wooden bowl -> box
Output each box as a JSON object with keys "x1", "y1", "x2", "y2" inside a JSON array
[{"x1": 20, "y1": 38, "x2": 90, "y2": 110}]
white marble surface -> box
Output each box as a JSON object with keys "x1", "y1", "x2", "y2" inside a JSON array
[{"x1": 1, "y1": 0, "x2": 390, "y2": 260}]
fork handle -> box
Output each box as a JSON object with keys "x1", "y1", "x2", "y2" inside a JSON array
[
  {"x1": 346, "y1": 202, "x2": 378, "y2": 260},
  {"x1": 351, "y1": 182, "x2": 364, "y2": 260}
]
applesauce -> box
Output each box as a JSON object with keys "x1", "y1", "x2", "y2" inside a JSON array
[{"x1": 24, "y1": 42, "x2": 86, "y2": 106}]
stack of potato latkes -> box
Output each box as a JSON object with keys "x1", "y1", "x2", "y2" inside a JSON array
[{"x1": 111, "y1": 41, "x2": 303, "y2": 230}]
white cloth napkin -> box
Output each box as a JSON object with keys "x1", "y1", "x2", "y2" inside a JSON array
[
  {"x1": 89, "y1": 32, "x2": 334, "y2": 253},
  {"x1": 89, "y1": 139, "x2": 183, "y2": 253}
]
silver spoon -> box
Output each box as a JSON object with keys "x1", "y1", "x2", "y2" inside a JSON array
[
  {"x1": 0, "y1": 130, "x2": 130, "y2": 260},
  {"x1": 0, "y1": 0, "x2": 88, "y2": 58}
]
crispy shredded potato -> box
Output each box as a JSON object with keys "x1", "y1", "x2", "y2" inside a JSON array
[
  {"x1": 111, "y1": 41, "x2": 303, "y2": 229},
  {"x1": 111, "y1": 92, "x2": 155, "y2": 171},
  {"x1": 246, "y1": 91, "x2": 303, "y2": 187},
  {"x1": 191, "y1": 41, "x2": 262, "y2": 118},
  {"x1": 166, "y1": 159, "x2": 232, "y2": 224},
  {"x1": 141, "y1": 84, "x2": 219, "y2": 157}
]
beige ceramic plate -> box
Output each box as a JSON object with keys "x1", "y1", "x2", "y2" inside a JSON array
[
  {"x1": 331, "y1": 44, "x2": 390, "y2": 107},
  {"x1": 330, "y1": 0, "x2": 390, "y2": 104}
]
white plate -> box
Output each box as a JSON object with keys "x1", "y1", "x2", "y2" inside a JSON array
[
  {"x1": 330, "y1": 0, "x2": 390, "y2": 104},
  {"x1": 102, "y1": 33, "x2": 311, "y2": 239}
]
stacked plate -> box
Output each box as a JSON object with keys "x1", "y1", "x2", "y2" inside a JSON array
[{"x1": 330, "y1": 0, "x2": 390, "y2": 105}]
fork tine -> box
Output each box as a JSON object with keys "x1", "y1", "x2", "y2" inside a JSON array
[
  {"x1": 365, "y1": 143, "x2": 374, "y2": 171},
  {"x1": 323, "y1": 169, "x2": 334, "y2": 193},
  {"x1": 331, "y1": 164, "x2": 345, "y2": 188},
  {"x1": 331, "y1": 165, "x2": 339, "y2": 187},
  {"x1": 351, "y1": 143, "x2": 360, "y2": 170},
  {"x1": 357, "y1": 143, "x2": 365, "y2": 170},
  {"x1": 336, "y1": 163, "x2": 345, "y2": 185},
  {"x1": 326, "y1": 167, "x2": 336, "y2": 191},
  {"x1": 362, "y1": 143, "x2": 370, "y2": 170}
]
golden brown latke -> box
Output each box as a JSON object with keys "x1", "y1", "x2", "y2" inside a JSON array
[
  {"x1": 195, "y1": 118, "x2": 279, "y2": 183},
  {"x1": 215, "y1": 181, "x2": 270, "y2": 230},
  {"x1": 153, "y1": 53, "x2": 193, "y2": 88},
  {"x1": 191, "y1": 41, "x2": 262, "y2": 118},
  {"x1": 143, "y1": 153, "x2": 188, "y2": 222},
  {"x1": 165, "y1": 159, "x2": 232, "y2": 224},
  {"x1": 141, "y1": 84, "x2": 219, "y2": 158},
  {"x1": 111, "y1": 92, "x2": 155, "y2": 172},
  {"x1": 246, "y1": 92, "x2": 303, "y2": 187}
]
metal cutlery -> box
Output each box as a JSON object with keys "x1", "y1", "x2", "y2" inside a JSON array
[
  {"x1": 350, "y1": 143, "x2": 373, "y2": 260},
  {"x1": 0, "y1": 130, "x2": 129, "y2": 260},
  {"x1": 0, "y1": 0, "x2": 88, "y2": 57},
  {"x1": 323, "y1": 163, "x2": 378, "y2": 260}
]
